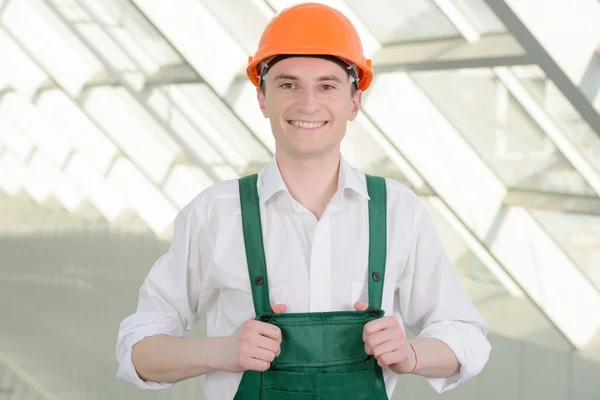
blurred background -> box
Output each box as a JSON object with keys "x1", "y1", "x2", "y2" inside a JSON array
[{"x1": 0, "y1": 0, "x2": 599, "y2": 399}]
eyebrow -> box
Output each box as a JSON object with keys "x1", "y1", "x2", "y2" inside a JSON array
[{"x1": 272, "y1": 74, "x2": 344, "y2": 84}]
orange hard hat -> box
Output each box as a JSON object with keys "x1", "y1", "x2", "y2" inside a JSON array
[{"x1": 246, "y1": 2, "x2": 373, "y2": 92}]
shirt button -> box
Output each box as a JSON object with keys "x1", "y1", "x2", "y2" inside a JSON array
[
  {"x1": 254, "y1": 276, "x2": 264, "y2": 285},
  {"x1": 372, "y1": 272, "x2": 381, "y2": 282}
]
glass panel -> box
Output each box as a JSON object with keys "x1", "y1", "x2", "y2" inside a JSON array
[
  {"x1": 28, "y1": 150, "x2": 84, "y2": 212},
  {"x1": 532, "y1": 210, "x2": 600, "y2": 291},
  {"x1": 163, "y1": 164, "x2": 212, "y2": 208},
  {"x1": 0, "y1": 114, "x2": 35, "y2": 161},
  {"x1": 515, "y1": 65, "x2": 600, "y2": 179},
  {"x1": 84, "y1": 86, "x2": 176, "y2": 184},
  {"x1": 2, "y1": 0, "x2": 102, "y2": 96},
  {"x1": 146, "y1": 85, "x2": 242, "y2": 180},
  {"x1": 450, "y1": 0, "x2": 507, "y2": 35},
  {"x1": 346, "y1": 0, "x2": 459, "y2": 44},
  {"x1": 101, "y1": 0, "x2": 182, "y2": 67},
  {"x1": 0, "y1": 30, "x2": 46, "y2": 92},
  {"x1": 342, "y1": 120, "x2": 410, "y2": 186},
  {"x1": 0, "y1": 150, "x2": 25, "y2": 196},
  {"x1": 0, "y1": 107, "x2": 87, "y2": 212},
  {"x1": 491, "y1": 206, "x2": 600, "y2": 349},
  {"x1": 52, "y1": 0, "x2": 190, "y2": 89},
  {"x1": 201, "y1": 0, "x2": 272, "y2": 54},
  {"x1": 363, "y1": 71, "x2": 507, "y2": 240},
  {"x1": 502, "y1": 0, "x2": 600, "y2": 87},
  {"x1": 411, "y1": 68, "x2": 596, "y2": 196},
  {"x1": 132, "y1": 0, "x2": 247, "y2": 96},
  {"x1": 1, "y1": 91, "x2": 73, "y2": 164},
  {"x1": 177, "y1": 83, "x2": 272, "y2": 165},
  {"x1": 226, "y1": 79, "x2": 275, "y2": 153},
  {"x1": 36, "y1": 89, "x2": 118, "y2": 174},
  {"x1": 64, "y1": 152, "x2": 128, "y2": 221},
  {"x1": 266, "y1": 0, "x2": 381, "y2": 56},
  {"x1": 424, "y1": 197, "x2": 570, "y2": 348},
  {"x1": 106, "y1": 157, "x2": 177, "y2": 234},
  {"x1": 349, "y1": 113, "x2": 425, "y2": 191},
  {"x1": 75, "y1": 23, "x2": 145, "y2": 89}
]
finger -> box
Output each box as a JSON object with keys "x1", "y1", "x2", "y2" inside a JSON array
[
  {"x1": 371, "y1": 339, "x2": 405, "y2": 360},
  {"x1": 363, "y1": 317, "x2": 403, "y2": 341},
  {"x1": 244, "y1": 358, "x2": 272, "y2": 372},
  {"x1": 255, "y1": 321, "x2": 283, "y2": 343},
  {"x1": 271, "y1": 304, "x2": 287, "y2": 314},
  {"x1": 354, "y1": 301, "x2": 369, "y2": 312},
  {"x1": 248, "y1": 346, "x2": 277, "y2": 364},
  {"x1": 365, "y1": 326, "x2": 404, "y2": 351},
  {"x1": 378, "y1": 350, "x2": 406, "y2": 368},
  {"x1": 251, "y1": 334, "x2": 280, "y2": 354}
]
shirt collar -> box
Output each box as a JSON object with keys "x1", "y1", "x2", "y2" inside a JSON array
[
  {"x1": 257, "y1": 157, "x2": 287, "y2": 205},
  {"x1": 337, "y1": 156, "x2": 370, "y2": 201},
  {"x1": 255, "y1": 155, "x2": 371, "y2": 207}
]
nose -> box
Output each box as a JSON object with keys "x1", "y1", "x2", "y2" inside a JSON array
[{"x1": 296, "y1": 89, "x2": 320, "y2": 114}]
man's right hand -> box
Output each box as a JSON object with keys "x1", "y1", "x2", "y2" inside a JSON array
[{"x1": 220, "y1": 304, "x2": 287, "y2": 373}]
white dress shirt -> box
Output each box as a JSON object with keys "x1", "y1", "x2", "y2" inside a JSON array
[{"x1": 116, "y1": 156, "x2": 491, "y2": 400}]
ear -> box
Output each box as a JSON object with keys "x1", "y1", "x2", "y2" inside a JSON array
[
  {"x1": 348, "y1": 89, "x2": 362, "y2": 121},
  {"x1": 256, "y1": 86, "x2": 268, "y2": 118}
]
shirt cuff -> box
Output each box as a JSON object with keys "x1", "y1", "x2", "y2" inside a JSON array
[{"x1": 417, "y1": 321, "x2": 491, "y2": 393}]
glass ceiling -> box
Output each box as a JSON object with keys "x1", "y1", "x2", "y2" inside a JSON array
[{"x1": 1, "y1": 0, "x2": 599, "y2": 356}]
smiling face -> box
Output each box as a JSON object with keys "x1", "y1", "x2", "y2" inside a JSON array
[{"x1": 257, "y1": 57, "x2": 362, "y2": 160}]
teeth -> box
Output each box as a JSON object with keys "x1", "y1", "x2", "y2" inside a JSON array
[{"x1": 290, "y1": 120, "x2": 325, "y2": 129}]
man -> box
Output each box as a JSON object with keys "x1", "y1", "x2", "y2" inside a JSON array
[{"x1": 116, "y1": 3, "x2": 491, "y2": 399}]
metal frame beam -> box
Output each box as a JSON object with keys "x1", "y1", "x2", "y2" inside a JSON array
[
  {"x1": 504, "y1": 189, "x2": 600, "y2": 215},
  {"x1": 484, "y1": 0, "x2": 600, "y2": 138},
  {"x1": 372, "y1": 33, "x2": 531, "y2": 73}
]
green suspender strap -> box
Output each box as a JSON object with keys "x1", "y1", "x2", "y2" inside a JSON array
[
  {"x1": 366, "y1": 174, "x2": 387, "y2": 312},
  {"x1": 239, "y1": 173, "x2": 273, "y2": 319}
]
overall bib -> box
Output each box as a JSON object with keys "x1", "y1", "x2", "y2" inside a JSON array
[{"x1": 233, "y1": 174, "x2": 389, "y2": 400}]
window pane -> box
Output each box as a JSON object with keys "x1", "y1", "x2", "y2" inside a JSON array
[
  {"x1": 363, "y1": 71, "x2": 507, "y2": 239},
  {"x1": 450, "y1": 0, "x2": 507, "y2": 35},
  {"x1": 132, "y1": 0, "x2": 246, "y2": 95},
  {"x1": 492, "y1": 206, "x2": 600, "y2": 348},
  {"x1": 346, "y1": 0, "x2": 458, "y2": 44},
  {"x1": 516, "y1": 65, "x2": 600, "y2": 179},
  {"x1": 532, "y1": 210, "x2": 600, "y2": 291},
  {"x1": 424, "y1": 197, "x2": 569, "y2": 348},
  {"x1": 106, "y1": 157, "x2": 177, "y2": 234},
  {"x1": 227, "y1": 80, "x2": 275, "y2": 153},
  {"x1": 411, "y1": 68, "x2": 596, "y2": 196},
  {"x1": 84, "y1": 87, "x2": 176, "y2": 184},
  {"x1": 163, "y1": 164, "x2": 212, "y2": 208},
  {"x1": 177, "y1": 83, "x2": 272, "y2": 164},
  {"x1": 2, "y1": 0, "x2": 101, "y2": 96},
  {"x1": 201, "y1": 0, "x2": 272, "y2": 54}
]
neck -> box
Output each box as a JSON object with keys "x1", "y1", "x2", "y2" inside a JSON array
[{"x1": 275, "y1": 150, "x2": 341, "y2": 219}]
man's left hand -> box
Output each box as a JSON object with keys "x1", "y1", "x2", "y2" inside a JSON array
[{"x1": 354, "y1": 302, "x2": 416, "y2": 375}]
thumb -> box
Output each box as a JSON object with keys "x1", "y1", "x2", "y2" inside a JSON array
[
  {"x1": 354, "y1": 301, "x2": 369, "y2": 312},
  {"x1": 271, "y1": 304, "x2": 287, "y2": 314}
]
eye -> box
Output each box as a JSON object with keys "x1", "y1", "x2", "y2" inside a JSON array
[
  {"x1": 280, "y1": 83, "x2": 295, "y2": 89},
  {"x1": 322, "y1": 84, "x2": 336, "y2": 91}
]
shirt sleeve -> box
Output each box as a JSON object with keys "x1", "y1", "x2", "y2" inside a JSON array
[
  {"x1": 115, "y1": 200, "x2": 209, "y2": 390},
  {"x1": 397, "y1": 199, "x2": 492, "y2": 393}
]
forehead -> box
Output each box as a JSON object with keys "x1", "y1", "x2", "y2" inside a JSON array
[{"x1": 266, "y1": 57, "x2": 348, "y2": 80}]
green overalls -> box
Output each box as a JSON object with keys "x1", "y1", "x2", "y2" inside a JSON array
[{"x1": 233, "y1": 173, "x2": 389, "y2": 400}]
